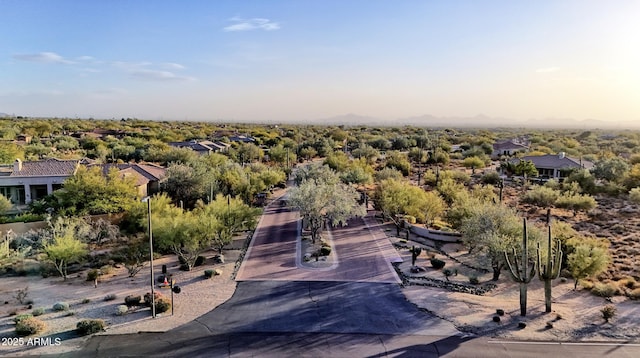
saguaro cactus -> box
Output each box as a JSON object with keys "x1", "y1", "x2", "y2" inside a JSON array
[
  {"x1": 538, "y1": 225, "x2": 563, "y2": 313},
  {"x1": 505, "y1": 218, "x2": 537, "y2": 316}
]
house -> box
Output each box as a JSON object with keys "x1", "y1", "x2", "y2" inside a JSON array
[
  {"x1": 228, "y1": 135, "x2": 256, "y2": 143},
  {"x1": 168, "y1": 140, "x2": 229, "y2": 155},
  {"x1": 492, "y1": 138, "x2": 530, "y2": 158},
  {"x1": 0, "y1": 158, "x2": 167, "y2": 208},
  {"x1": 0, "y1": 158, "x2": 79, "y2": 205},
  {"x1": 509, "y1": 153, "x2": 593, "y2": 180},
  {"x1": 89, "y1": 163, "x2": 166, "y2": 197}
]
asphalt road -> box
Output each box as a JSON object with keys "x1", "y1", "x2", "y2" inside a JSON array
[{"x1": 35, "y1": 198, "x2": 640, "y2": 357}]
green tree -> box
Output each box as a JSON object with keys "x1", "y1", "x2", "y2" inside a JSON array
[
  {"x1": 591, "y1": 157, "x2": 629, "y2": 183},
  {"x1": 459, "y1": 202, "x2": 542, "y2": 281},
  {"x1": 163, "y1": 162, "x2": 211, "y2": 207},
  {"x1": 384, "y1": 151, "x2": 411, "y2": 176},
  {"x1": 194, "y1": 195, "x2": 261, "y2": 253},
  {"x1": 54, "y1": 166, "x2": 139, "y2": 215},
  {"x1": 373, "y1": 179, "x2": 434, "y2": 234},
  {"x1": 352, "y1": 144, "x2": 379, "y2": 164},
  {"x1": 143, "y1": 194, "x2": 208, "y2": 271},
  {"x1": 564, "y1": 169, "x2": 596, "y2": 195},
  {"x1": 514, "y1": 160, "x2": 538, "y2": 177},
  {"x1": 43, "y1": 229, "x2": 88, "y2": 280},
  {"x1": 0, "y1": 143, "x2": 24, "y2": 164},
  {"x1": 289, "y1": 175, "x2": 365, "y2": 243},
  {"x1": 567, "y1": 243, "x2": 610, "y2": 289}
]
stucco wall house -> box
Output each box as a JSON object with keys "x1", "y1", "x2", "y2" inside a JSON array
[
  {"x1": 0, "y1": 158, "x2": 78, "y2": 205},
  {"x1": 509, "y1": 152, "x2": 594, "y2": 180},
  {"x1": 0, "y1": 159, "x2": 167, "y2": 210},
  {"x1": 492, "y1": 139, "x2": 530, "y2": 158}
]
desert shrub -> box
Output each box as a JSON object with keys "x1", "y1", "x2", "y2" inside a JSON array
[
  {"x1": 430, "y1": 258, "x2": 446, "y2": 270},
  {"x1": 124, "y1": 295, "x2": 141, "y2": 307},
  {"x1": 194, "y1": 255, "x2": 206, "y2": 267},
  {"x1": 32, "y1": 307, "x2": 46, "y2": 316},
  {"x1": 99, "y1": 265, "x2": 113, "y2": 275},
  {"x1": 492, "y1": 316, "x2": 500, "y2": 322},
  {"x1": 52, "y1": 302, "x2": 69, "y2": 311},
  {"x1": 103, "y1": 294, "x2": 117, "y2": 302},
  {"x1": 601, "y1": 305, "x2": 617, "y2": 322},
  {"x1": 81, "y1": 298, "x2": 91, "y2": 304},
  {"x1": 86, "y1": 269, "x2": 99, "y2": 281},
  {"x1": 404, "y1": 215, "x2": 417, "y2": 225},
  {"x1": 496, "y1": 309, "x2": 505, "y2": 316},
  {"x1": 442, "y1": 268, "x2": 454, "y2": 281},
  {"x1": 115, "y1": 305, "x2": 128, "y2": 316},
  {"x1": 155, "y1": 298, "x2": 171, "y2": 314},
  {"x1": 144, "y1": 292, "x2": 164, "y2": 307},
  {"x1": 65, "y1": 310, "x2": 76, "y2": 316},
  {"x1": 469, "y1": 275, "x2": 480, "y2": 285},
  {"x1": 76, "y1": 319, "x2": 105, "y2": 335},
  {"x1": 617, "y1": 276, "x2": 638, "y2": 290},
  {"x1": 204, "y1": 269, "x2": 214, "y2": 279},
  {"x1": 628, "y1": 288, "x2": 640, "y2": 300},
  {"x1": 15, "y1": 317, "x2": 46, "y2": 336},
  {"x1": 522, "y1": 186, "x2": 559, "y2": 207},
  {"x1": 630, "y1": 187, "x2": 640, "y2": 204},
  {"x1": 320, "y1": 246, "x2": 332, "y2": 256},
  {"x1": 481, "y1": 171, "x2": 501, "y2": 185},
  {"x1": 14, "y1": 286, "x2": 29, "y2": 304},
  {"x1": 13, "y1": 313, "x2": 33, "y2": 324},
  {"x1": 591, "y1": 282, "x2": 620, "y2": 298}
]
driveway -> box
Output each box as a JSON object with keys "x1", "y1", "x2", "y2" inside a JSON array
[{"x1": 235, "y1": 204, "x2": 401, "y2": 283}]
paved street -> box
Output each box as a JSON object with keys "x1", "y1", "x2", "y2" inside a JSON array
[{"x1": 43, "y1": 197, "x2": 640, "y2": 357}]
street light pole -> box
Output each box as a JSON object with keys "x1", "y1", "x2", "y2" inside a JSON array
[{"x1": 143, "y1": 197, "x2": 156, "y2": 318}]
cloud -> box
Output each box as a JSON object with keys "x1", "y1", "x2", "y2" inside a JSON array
[
  {"x1": 12, "y1": 52, "x2": 74, "y2": 64},
  {"x1": 223, "y1": 17, "x2": 280, "y2": 32},
  {"x1": 129, "y1": 69, "x2": 195, "y2": 81},
  {"x1": 536, "y1": 67, "x2": 560, "y2": 73},
  {"x1": 162, "y1": 62, "x2": 186, "y2": 70}
]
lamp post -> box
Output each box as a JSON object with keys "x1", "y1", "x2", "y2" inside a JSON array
[{"x1": 142, "y1": 196, "x2": 156, "y2": 318}]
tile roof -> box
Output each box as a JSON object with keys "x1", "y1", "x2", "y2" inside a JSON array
[
  {"x1": 88, "y1": 163, "x2": 166, "y2": 187},
  {"x1": 510, "y1": 154, "x2": 594, "y2": 170},
  {"x1": 10, "y1": 158, "x2": 79, "y2": 177}
]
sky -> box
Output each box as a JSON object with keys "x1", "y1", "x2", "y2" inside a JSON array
[{"x1": 1, "y1": 0, "x2": 639, "y2": 124}]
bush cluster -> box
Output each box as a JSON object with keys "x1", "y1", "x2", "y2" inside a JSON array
[
  {"x1": 591, "y1": 282, "x2": 620, "y2": 298},
  {"x1": 86, "y1": 269, "x2": 99, "y2": 281},
  {"x1": 15, "y1": 317, "x2": 46, "y2": 336},
  {"x1": 52, "y1": 302, "x2": 69, "y2": 311},
  {"x1": 103, "y1": 293, "x2": 117, "y2": 301},
  {"x1": 32, "y1": 307, "x2": 46, "y2": 316},
  {"x1": 143, "y1": 292, "x2": 171, "y2": 314},
  {"x1": 115, "y1": 305, "x2": 128, "y2": 316},
  {"x1": 204, "y1": 269, "x2": 215, "y2": 279},
  {"x1": 124, "y1": 295, "x2": 142, "y2": 307},
  {"x1": 76, "y1": 319, "x2": 105, "y2": 336},
  {"x1": 13, "y1": 314, "x2": 33, "y2": 324},
  {"x1": 430, "y1": 258, "x2": 446, "y2": 270}
]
